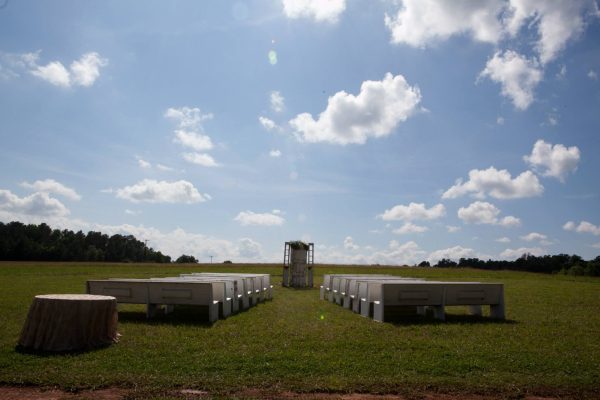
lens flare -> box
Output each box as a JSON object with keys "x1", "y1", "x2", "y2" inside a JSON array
[{"x1": 268, "y1": 50, "x2": 278, "y2": 65}]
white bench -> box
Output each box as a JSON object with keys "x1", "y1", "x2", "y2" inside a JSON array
[
  {"x1": 87, "y1": 279, "x2": 232, "y2": 322},
  {"x1": 320, "y1": 274, "x2": 393, "y2": 302},
  {"x1": 154, "y1": 277, "x2": 243, "y2": 313},
  {"x1": 359, "y1": 281, "x2": 505, "y2": 322},
  {"x1": 183, "y1": 273, "x2": 272, "y2": 303}
]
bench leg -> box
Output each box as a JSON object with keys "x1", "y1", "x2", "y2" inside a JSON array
[
  {"x1": 164, "y1": 305, "x2": 175, "y2": 314},
  {"x1": 209, "y1": 302, "x2": 219, "y2": 322},
  {"x1": 433, "y1": 305, "x2": 445, "y2": 321},
  {"x1": 468, "y1": 305, "x2": 482, "y2": 316},
  {"x1": 490, "y1": 290, "x2": 505, "y2": 319},
  {"x1": 319, "y1": 286, "x2": 325, "y2": 300},
  {"x1": 417, "y1": 306, "x2": 426, "y2": 316},
  {"x1": 372, "y1": 302, "x2": 384, "y2": 322},
  {"x1": 360, "y1": 300, "x2": 371, "y2": 318},
  {"x1": 343, "y1": 296, "x2": 352, "y2": 309},
  {"x1": 146, "y1": 304, "x2": 158, "y2": 319}
]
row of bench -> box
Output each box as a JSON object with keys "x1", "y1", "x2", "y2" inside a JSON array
[
  {"x1": 320, "y1": 274, "x2": 505, "y2": 322},
  {"x1": 87, "y1": 273, "x2": 272, "y2": 322}
]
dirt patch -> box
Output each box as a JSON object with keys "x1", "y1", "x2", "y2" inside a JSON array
[{"x1": 0, "y1": 386, "x2": 564, "y2": 400}]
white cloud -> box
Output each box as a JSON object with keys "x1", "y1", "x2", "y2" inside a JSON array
[
  {"x1": 379, "y1": 202, "x2": 445, "y2": 221},
  {"x1": 137, "y1": 158, "x2": 151, "y2": 169},
  {"x1": 29, "y1": 52, "x2": 107, "y2": 88},
  {"x1": 563, "y1": 220, "x2": 600, "y2": 236},
  {"x1": 269, "y1": 149, "x2": 282, "y2": 158},
  {"x1": 499, "y1": 215, "x2": 521, "y2": 227},
  {"x1": 556, "y1": 64, "x2": 567, "y2": 79},
  {"x1": 427, "y1": 246, "x2": 477, "y2": 264},
  {"x1": 259, "y1": 116, "x2": 280, "y2": 131},
  {"x1": 524, "y1": 139, "x2": 580, "y2": 182},
  {"x1": 319, "y1": 240, "x2": 425, "y2": 266},
  {"x1": 385, "y1": 0, "x2": 505, "y2": 47},
  {"x1": 237, "y1": 237, "x2": 263, "y2": 259},
  {"x1": 479, "y1": 50, "x2": 543, "y2": 110},
  {"x1": 124, "y1": 209, "x2": 141, "y2": 216},
  {"x1": 289, "y1": 73, "x2": 421, "y2": 145},
  {"x1": 458, "y1": 201, "x2": 520, "y2": 227},
  {"x1": 115, "y1": 179, "x2": 208, "y2": 204},
  {"x1": 281, "y1": 0, "x2": 346, "y2": 23},
  {"x1": 234, "y1": 211, "x2": 285, "y2": 226},
  {"x1": 442, "y1": 166, "x2": 543, "y2": 199},
  {"x1": 174, "y1": 130, "x2": 214, "y2": 151},
  {"x1": 69, "y1": 52, "x2": 108, "y2": 87},
  {"x1": 393, "y1": 222, "x2": 429, "y2": 234},
  {"x1": 30, "y1": 61, "x2": 71, "y2": 87},
  {"x1": 500, "y1": 246, "x2": 545, "y2": 260},
  {"x1": 270, "y1": 91, "x2": 285, "y2": 112},
  {"x1": 156, "y1": 164, "x2": 175, "y2": 172},
  {"x1": 343, "y1": 236, "x2": 359, "y2": 250},
  {"x1": 447, "y1": 225, "x2": 461, "y2": 233},
  {"x1": 505, "y1": 0, "x2": 598, "y2": 65},
  {"x1": 20, "y1": 179, "x2": 81, "y2": 201},
  {"x1": 588, "y1": 70, "x2": 598, "y2": 80},
  {"x1": 521, "y1": 232, "x2": 547, "y2": 241},
  {"x1": 165, "y1": 107, "x2": 213, "y2": 129},
  {"x1": 0, "y1": 189, "x2": 69, "y2": 217},
  {"x1": 496, "y1": 236, "x2": 511, "y2": 243},
  {"x1": 182, "y1": 152, "x2": 219, "y2": 167},
  {"x1": 496, "y1": 116, "x2": 505, "y2": 125}
]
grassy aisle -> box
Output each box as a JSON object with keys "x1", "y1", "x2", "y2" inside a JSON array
[{"x1": 0, "y1": 262, "x2": 598, "y2": 397}]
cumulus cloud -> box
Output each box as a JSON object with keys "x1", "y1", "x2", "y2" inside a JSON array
[
  {"x1": 521, "y1": 232, "x2": 547, "y2": 241},
  {"x1": 500, "y1": 246, "x2": 545, "y2": 260},
  {"x1": 589, "y1": 70, "x2": 598, "y2": 80},
  {"x1": 458, "y1": 201, "x2": 520, "y2": 227},
  {"x1": 0, "y1": 189, "x2": 69, "y2": 217},
  {"x1": 379, "y1": 202, "x2": 445, "y2": 221},
  {"x1": 20, "y1": 179, "x2": 81, "y2": 201},
  {"x1": 343, "y1": 236, "x2": 359, "y2": 250},
  {"x1": 28, "y1": 52, "x2": 107, "y2": 88},
  {"x1": 442, "y1": 166, "x2": 543, "y2": 199},
  {"x1": 270, "y1": 91, "x2": 285, "y2": 112},
  {"x1": 319, "y1": 240, "x2": 425, "y2": 266},
  {"x1": 259, "y1": 116, "x2": 280, "y2": 131},
  {"x1": 115, "y1": 179, "x2": 208, "y2": 204},
  {"x1": 385, "y1": 0, "x2": 505, "y2": 47},
  {"x1": 427, "y1": 245, "x2": 477, "y2": 264},
  {"x1": 137, "y1": 158, "x2": 151, "y2": 169},
  {"x1": 289, "y1": 73, "x2": 421, "y2": 145},
  {"x1": 234, "y1": 211, "x2": 285, "y2": 226},
  {"x1": 166, "y1": 107, "x2": 219, "y2": 166},
  {"x1": 269, "y1": 149, "x2": 282, "y2": 158},
  {"x1": 524, "y1": 140, "x2": 580, "y2": 182},
  {"x1": 281, "y1": 0, "x2": 346, "y2": 23},
  {"x1": 479, "y1": 50, "x2": 543, "y2": 110},
  {"x1": 174, "y1": 130, "x2": 214, "y2": 151},
  {"x1": 393, "y1": 222, "x2": 428, "y2": 234},
  {"x1": 182, "y1": 152, "x2": 219, "y2": 167},
  {"x1": 95, "y1": 224, "x2": 266, "y2": 262},
  {"x1": 563, "y1": 220, "x2": 600, "y2": 236},
  {"x1": 496, "y1": 237, "x2": 511, "y2": 243},
  {"x1": 447, "y1": 225, "x2": 461, "y2": 233},
  {"x1": 505, "y1": 0, "x2": 599, "y2": 65}
]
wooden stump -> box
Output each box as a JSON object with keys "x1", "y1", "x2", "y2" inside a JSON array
[{"x1": 18, "y1": 294, "x2": 119, "y2": 352}]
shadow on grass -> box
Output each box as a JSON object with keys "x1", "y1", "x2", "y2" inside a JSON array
[
  {"x1": 386, "y1": 313, "x2": 518, "y2": 326},
  {"x1": 15, "y1": 342, "x2": 114, "y2": 357},
  {"x1": 117, "y1": 307, "x2": 214, "y2": 327}
]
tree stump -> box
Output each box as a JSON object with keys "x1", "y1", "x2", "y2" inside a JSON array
[{"x1": 18, "y1": 294, "x2": 119, "y2": 352}]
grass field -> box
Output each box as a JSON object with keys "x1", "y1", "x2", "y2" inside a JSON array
[{"x1": 0, "y1": 262, "x2": 599, "y2": 398}]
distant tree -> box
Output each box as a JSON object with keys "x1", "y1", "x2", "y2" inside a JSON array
[
  {"x1": 176, "y1": 254, "x2": 198, "y2": 263},
  {"x1": 418, "y1": 261, "x2": 430, "y2": 267},
  {"x1": 435, "y1": 258, "x2": 457, "y2": 268},
  {"x1": 223, "y1": 260, "x2": 233, "y2": 264}
]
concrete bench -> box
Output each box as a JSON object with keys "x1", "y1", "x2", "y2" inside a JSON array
[
  {"x1": 320, "y1": 274, "x2": 393, "y2": 302},
  {"x1": 183, "y1": 273, "x2": 272, "y2": 303},
  {"x1": 359, "y1": 281, "x2": 505, "y2": 322},
  {"x1": 154, "y1": 277, "x2": 243, "y2": 313},
  {"x1": 345, "y1": 276, "x2": 425, "y2": 313},
  {"x1": 87, "y1": 279, "x2": 232, "y2": 322}
]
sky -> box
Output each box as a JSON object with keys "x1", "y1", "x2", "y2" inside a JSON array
[{"x1": 1, "y1": 0, "x2": 599, "y2": 265}]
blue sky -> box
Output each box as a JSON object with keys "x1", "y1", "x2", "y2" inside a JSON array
[{"x1": 1, "y1": 0, "x2": 599, "y2": 264}]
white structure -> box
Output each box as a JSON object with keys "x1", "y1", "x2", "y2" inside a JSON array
[{"x1": 283, "y1": 241, "x2": 314, "y2": 287}]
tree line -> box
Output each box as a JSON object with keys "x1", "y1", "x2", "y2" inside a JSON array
[
  {"x1": 420, "y1": 253, "x2": 600, "y2": 276},
  {"x1": 0, "y1": 221, "x2": 172, "y2": 263}
]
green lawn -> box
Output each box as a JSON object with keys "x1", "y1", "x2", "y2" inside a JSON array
[{"x1": 0, "y1": 262, "x2": 598, "y2": 398}]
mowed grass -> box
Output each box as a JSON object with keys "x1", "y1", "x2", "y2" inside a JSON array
[{"x1": 0, "y1": 262, "x2": 599, "y2": 397}]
